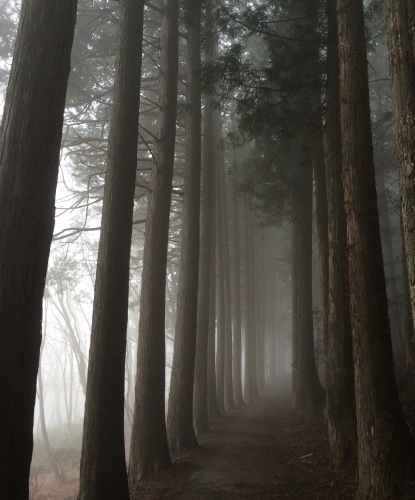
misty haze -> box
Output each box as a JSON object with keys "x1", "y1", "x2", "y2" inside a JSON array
[{"x1": 1, "y1": 0, "x2": 415, "y2": 499}]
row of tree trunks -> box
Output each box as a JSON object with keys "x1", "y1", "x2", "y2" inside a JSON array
[
  {"x1": 0, "y1": 1, "x2": 77, "y2": 496},
  {"x1": 128, "y1": 0, "x2": 179, "y2": 484}
]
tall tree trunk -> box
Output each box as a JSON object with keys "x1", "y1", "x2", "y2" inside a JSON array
[
  {"x1": 384, "y1": 0, "x2": 415, "y2": 340},
  {"x1": 54, "y1": 362, "x2": 63, "y2": 428},
  {"x1": 38, "y1": 366, "x2": 63, "y2": 483},
  {"x1": 255, "y1": 231, "x2": 266, "y2": 394},
  {"x1": 38, "y1": 315, "x2": 63, "y2": 484},
  {"x1": 400, "y1": 211, "x2": 415, "y2": 368},
  {"x1": 325, "y1": 0, "x2": 356, "y2": 468},
  {"x1": 216, "y1": 162, "x2": 227, "y2": 414},
  {"x1": 337, "y1": 0, "x2": 415, "y2": 496},
  {"x1": 377, "y1": 167, "x2": 403, "y2": 354},
  {"x1": 78, "y1": 1, "x2": 144, "y2": 496},
  {"x1": 269, "y1": 268, "x2": 279, "y2": 383},
  {"x1": 215, "y1": 129, "x2": 234, "y2": 412},
  {"x1": 244, "y1": 203, "x2": 259, "y2": 404},
  {"x1": 313, "y1": 117, "x2": 329, "y2": 380},
  {"x1": 0, "y1": 2, "x2": 77, "y2": 497},
  {"x1": 231, "y1": 185, "x2": 244, "y2": 406},
  {"x1": 291, "y1": 154, "x2": 325, "y2": 422},
  {"x1": 194, "y1": 0, "x2": 219, "y2": 429},
  {"x1": 167, "y1": 0, "x2": 201, "y2": 453},
  {"x1": 275, "y1": 271, "x2": 287, "y2": 376},
  {"x1": 207, "y1": 177, "x2": 221, "y2": 419},
  {"x1": 218, "y1": 154, "x2": 235, "y2": 411},
  {"x1": 60, "y1": 348, "x2": 74, "y2": 434},
  {"x1": 193, "y1": 94, "x2": 216, "y2": 435},
  {"x1": 128, "y1": 0, "x2": 179, "y2": 483}
]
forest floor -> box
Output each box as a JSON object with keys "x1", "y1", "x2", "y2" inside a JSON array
[{"x1": 33, "y1": 370, "x2": 415, "y2": 499}]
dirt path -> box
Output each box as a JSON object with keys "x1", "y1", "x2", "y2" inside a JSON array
[{"x1": 135, "y1": 387, "x2": 356, "y2": 499}]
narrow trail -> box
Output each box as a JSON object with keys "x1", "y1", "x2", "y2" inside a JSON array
[{"x1": 135, "y1": 384, "x2": 356, "y2": 499}]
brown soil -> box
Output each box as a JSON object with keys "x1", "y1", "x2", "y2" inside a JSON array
[{"x1": 32, "y1": 371, "x2": 415, "y2": 499}]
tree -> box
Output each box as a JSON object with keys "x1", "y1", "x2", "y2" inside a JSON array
[
  {"x1": 207, "y1": 119, "x2": 221, "y2": 420},
  {"x1": 216, "y1": 129, "x2": 235, "y2": 411},
  {"x1": 167, "y1": 0, "x2": 202, "y2": 453},
  {"x1": 0, "y1": 1, "x2": 77, "y2": 497},
  {"x1": 37, "y1": 312, "x2": 63, "y2": 484},
  {"x1": 128, "y1": 0, "x2": 179, "y2": 483},
  {"x1": 337, "y1": 0, "x2": 415, "y2": 496},
  {"x1": 78, "y1": 0, "x2": 145, "y2": 497},
  {"x1": 244, "y1": 202, "x2": 259, "y2": 404},
  {"x1": 215, "y1": 132, "x2": 227, "y2": 413},
  {"x1": 291, "y1": 145, "x2": 325, "y2": 422},
  {"x1": 289, "y1": 0, "x2": 325, "y2": 422},
  {"x1": 324, "y1": 0, "x2": 356, "y2": 468},
  {"x1": 193, "y1": 94, "x2": 217, "y2": 434},
  {"x1": 207, "y1": 0, "x2": 325, "y2": 417},
  {"x1": 230, "y1": 167, "x2": 244, "y2": 405},
  {"x1": 384, "y1": 0, "x2": 415, "y2": 341}
]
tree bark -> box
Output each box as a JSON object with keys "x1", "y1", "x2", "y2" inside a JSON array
[
  {"x1": 207, "y1": 167, "x2": 221, "y2": 419},
  {"x1": 244, "y1": 203, "x2": 259, "y2": 404},
  {"x1": 337, "y1": 0, "x2": 415, "y2": 496},
  {"x1": 78, "y1": 0, "x2": 144, "y2": 497},
  {"x1": 291, "y1": 154, "x2": 325, "y2": 422},
  {"x1": 215, "y1": 159, "x2": 226, "y2": 414},
  {"x1": 0, "y1": 2, "x2": 77, "y2": 497},
  {"x1": 377, "y1": 167, "x2": 403, "y2": 354},
  {"x1": 167, "y1": 0, "x2": 202, "y2": 453},
  {"x1": 313, "y1": 119, "x2": 329, "y2": 382},
  {"x1": 255, "y1": 231, "x2": 266, "y2": 394},
  {"x1": 231, "y1": 184, "x2": 244, "y2": 406},
  {"x1": 193, "y1": 94, "x2": 216, "y2": 434},
  {"x1": 218, "y1": 152, "x2": 235, "y2": 411},
  {"x1": 215, "y1": 126, "x2": 235, "y2": 413},
  {"x1": 325, "y1": 0, "x2": 356, "y2": 468},
  {"x1": 400, "y1": 211, "x2": 415, "y2": 368},
  {"x1": 128, "y1": 0, "x2": 179, "y2": 483},
  {"x1": 384, "y1": 0, "x2": 415, "y2": 342}
]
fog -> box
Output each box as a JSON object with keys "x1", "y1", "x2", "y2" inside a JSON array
[{"x1": 0, "y1": 0, "x2": 410, "y2": 498}]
